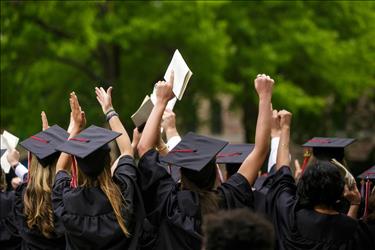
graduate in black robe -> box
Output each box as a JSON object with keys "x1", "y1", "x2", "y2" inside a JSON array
[
  {"x1": 136, "y1": 73, "x2": 275, "y2": 250},
  {"x1": 261, "y1": 110, "x2": 374, "y2": 250},
  {"x1": 14, "y1": 124, "x2": 68, "y2": 250},
  {"x1": 52, "y1": 90, "x2": 140, "y2": 249},
  {"x1": 1, "y1": 149, "x2": 21, "y2": 250}
]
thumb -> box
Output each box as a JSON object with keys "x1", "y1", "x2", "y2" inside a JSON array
[
  {"x1": 107, "y1": 86, "x2": 113, "y2": 97},
  {"x1": 169, "y1": 70, "x2": 174, "y2": 85},
  {"x1": 41, "y1": 111, "x2": 49, "y2": 131}
]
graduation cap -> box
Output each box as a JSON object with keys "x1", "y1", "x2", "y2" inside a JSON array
[
  {"x1": 56, "y1": 125, "x2": 121, "y2": 177},
  {"x1": 20, "y1": 125, "x2": 69, "y2": 167},
  {"x1": 358, "y1": 165, "x2": 375, "y2": 180},
  {"x1": 216, "y1": 144, "x2": 254, "y2": 164},
  {"x1": 302, "y1": 137, "x2": 356, "y2": 162},
  {"x1": 161, "y1": 132, "x2": 228, "y2": 172}
]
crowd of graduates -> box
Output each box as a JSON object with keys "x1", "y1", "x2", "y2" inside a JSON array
[{"x1": 1, "y1": 73, "x2": 375, "y2": 250}]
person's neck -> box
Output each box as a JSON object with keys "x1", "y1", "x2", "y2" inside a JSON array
[{"x1": 314, "y1": 204, "x2": 339, "y2": 215}]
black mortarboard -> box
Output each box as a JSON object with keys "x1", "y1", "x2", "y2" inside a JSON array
[
  {"x1": 302, "y1": 137, "x2": 356, "y2": 162},
  {"x1": 161, "y1": 132, "x2": 228, "y2": 172},
  {"x1": 20, "y1": 125, "x2": 69, "y2": 167},
  {"x1": 1, "y1": 149, "x2": 6, "y2": 158},
  {"x1": 216, "y1": 144, "x2": 254, "y2": 164},
  {"x1": 358, "y1": 166, "x2": 375, "y2": 180},
  {"x1": 56, "y1": 125, "x2": 121, "y2": 177}
]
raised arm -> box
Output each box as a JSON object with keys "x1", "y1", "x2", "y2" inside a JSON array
[
  {"x1": 238, "y1": 74, "x2": 274, "y2": 185},
  {"x1": 56, "y1": 92, "x2": 86, "y2": 173},
  {"x1": 95, "y1": 86, "x2": 133, "y2": 157},
  {"x1": 276, "y1": 110, "x2": 292, "y2": 169},
  {"x1": 137, "y1": 72, "x2": 174, "y2": 158},
  {"x1": 162, "y1": 109, "x2": 181, "y2": 150}
]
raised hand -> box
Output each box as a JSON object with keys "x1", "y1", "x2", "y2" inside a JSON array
[
  {"x1": 278, "y1": 110, "x2": 292, "y2": 129},
  {"x1": 254, "y1": 74, "x2": 274, "y2": 99},
  {"x1": 7, "y1": 149, "x2": 20, "y2": 167},
  {"x1": 69, "y1": 92, "x2": 86, "y2": 134},
  {"x1": 161, "y1": 109, "x2": 177, "y2": 132},
  {"x1": 344, "y1": 184, "x2": 361, "y2": 205},
  {"x1": 95, "y1": 86, "x2": 113, "y2": 114},
  {"x1": 41, "y1": 111, "x2": 49, "y2": 131},
  {"x1": 155, "y1": 70, "x2": 174, "y2": 105}
]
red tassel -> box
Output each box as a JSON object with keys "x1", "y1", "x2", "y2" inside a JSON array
[
  {"x1": 363, "y1": 179, "x2": 372, "y2": 218},
  {"x1": 27, "y1": 152, "x2": 32, "y2": 183},
  {"x1": 70, "y1": 156, "x2": 78, "y2": 188},
  {"x1": 301, "y1": 149, "x2": 311, "y2": 173}
]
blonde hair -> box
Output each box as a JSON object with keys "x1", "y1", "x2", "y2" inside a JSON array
[
  {"x1": 0, "y1": 168, "x2": 7, "y2": 192},
  {"x1": 23, "y1": 156, "x2": 56, "y2": 238},
  {"x1": 78, "y1": 154, "x2": 129, "y2": 237}
]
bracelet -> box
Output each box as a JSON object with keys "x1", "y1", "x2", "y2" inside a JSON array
[
  {"x1": 106, "y1": 111, "x2": 119, "y2": 122},
  {"x1": 105, "y1": 108, "x2": 115, "y2": 116}
]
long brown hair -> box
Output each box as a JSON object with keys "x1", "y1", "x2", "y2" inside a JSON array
[
  {"x1": 78, "y1": 153, "x2": 129, "y2": 237},
  {"x1": 181, "y1": 161, "x2": 220, "y2": 216},
  {"x1": 23, "y1": 156, "x2": 56, "y2": 238}
]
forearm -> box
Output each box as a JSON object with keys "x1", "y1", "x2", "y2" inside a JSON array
[
  {"x1": 108, "y1": 116, "x2": 133, "y2": 157},
  {"x1": 165, "y1": 127, "x2": 180, "y2": 141},
  {"x1": 347, "y1": 205, "x2": 359, "y2": 219},
  {"x1": 238, "y1": 97, "x2": 271, "y2": 185},
  {"x1": 276, "y1": 126, "x2": 290, "y2": 169},
  {"x1": 253, "y1": 97, "x2": 272, "y2": 156},
  {"x1": 55, "y1": 130, "x2": 78, "y2": 173},
  {"x1": 138, "y1": 102, "x2": 166, "y2": 157}
]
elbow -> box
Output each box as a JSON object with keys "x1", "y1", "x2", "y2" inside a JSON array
[{"x1": 137, "y1": 143, "x2": 148, "y2": 158}]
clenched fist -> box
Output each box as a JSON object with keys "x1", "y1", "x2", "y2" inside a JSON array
[
  {"x1": 278, "y1": 110, "x2": 292, "y2": 128},
  {"x1": 254, "y1": 74, "x2": 274, "y2": 99}
]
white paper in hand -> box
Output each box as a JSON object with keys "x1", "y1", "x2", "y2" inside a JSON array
[
  {"x1": 164, "y1": 50, "x2": 192, "y2": 100},
  {"x1": 1, "y1": 131, "x2": 19, "y2": 174},
  {"x1": 1, "y1": 131, "x2": 19, "y2": 149}
]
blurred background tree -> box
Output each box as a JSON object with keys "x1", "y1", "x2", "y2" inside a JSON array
[{"x1": 1, "y1": 1, "x2": 374, "y2": 171}]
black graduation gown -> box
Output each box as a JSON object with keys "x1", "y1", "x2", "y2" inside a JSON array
[
  {"x1": 0, "y1": 191, "x2": 21, "y2": 250},
  {"x1": 14, "y1": 182, "x2": 66, "y2": 250},
  {"x1": 138, "y1": 149, "x2": 254, "y2": 250},
  {"x1": 262, "y1": 166, "x2": 375, "y2": 250},
  {"x1": 52, "y1": 155, "x2": 138, "y2": 250}
]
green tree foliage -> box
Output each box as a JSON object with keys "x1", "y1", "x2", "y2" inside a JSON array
[{"x1": 1, "y1": 1, "x2": 374, "y2": 146}]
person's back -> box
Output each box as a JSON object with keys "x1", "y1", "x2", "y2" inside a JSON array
[
  {"x1": 52, "y1": 90, "x2": 139, "y2": 250},
  {"x1": 263, "y1": 160, "x2": 374, "y2": 250},
  {"x1": 52, "y1": 155, "x2": 136, "y2": 249}
]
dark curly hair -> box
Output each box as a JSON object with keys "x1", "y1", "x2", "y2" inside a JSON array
[
  {"x1": 202, "y1": 208, "x2": 274, "y2": 250},
  {"x1": 297, "y1": 160, "x2": 345, "y2": 208}
]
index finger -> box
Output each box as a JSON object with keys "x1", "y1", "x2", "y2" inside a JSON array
[{"x1": 41, "y1": 111, "x2": 49, "y2": 131}]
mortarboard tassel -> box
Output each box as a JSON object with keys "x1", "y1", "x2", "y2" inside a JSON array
[
  {"x1": 363, "y1": 178, "x2": 372, "y2": 219},
  {"x1": 27, "y1": 151, "x2": 32, "y2": 183},
  {"x1": 301, "y1": 148, "x2": 311, "y2": 172},
  {"x1": 70, "y1": 156, "x2": 78, "y2": 188}
]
